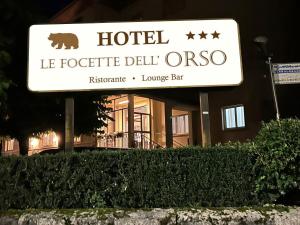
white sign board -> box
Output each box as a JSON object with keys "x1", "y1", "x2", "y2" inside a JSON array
[
  {"x1": 28, "y1": 19, "x2": 243, "y2": 92},
  {"x1": 272, "y1": 63, "x2": 300, "y2": 84}
]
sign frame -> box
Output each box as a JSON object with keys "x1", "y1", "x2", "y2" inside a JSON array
[{"x1": 27, "y1": 19, "x2": 244, "y2": 92}]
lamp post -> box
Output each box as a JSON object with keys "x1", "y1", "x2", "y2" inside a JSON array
[{"x1": 254, "y1": 36, "x2": 280, "y2": 120}]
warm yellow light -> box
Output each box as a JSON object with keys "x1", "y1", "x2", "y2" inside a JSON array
[
  {"x1": 118, "y1": 100, "x2": 129, "y2": 105},
  {"x1": 53, "y1": 134, "x2": 59, "y2": 145},
  {"x1": 30, "y1": 138, "x2": 39, "y2": 149}
]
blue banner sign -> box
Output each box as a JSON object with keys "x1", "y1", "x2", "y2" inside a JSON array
[{"x1": 272, "y1": 63, "x2": 300, "y2": 84}]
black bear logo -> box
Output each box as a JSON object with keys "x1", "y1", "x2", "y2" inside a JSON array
[{"x1": 48, "y1": 33, "x2": 79, "y2": 49}]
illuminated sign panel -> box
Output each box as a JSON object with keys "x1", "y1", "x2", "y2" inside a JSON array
[
  {"x1": 28, "y1": 19, "x2": 243, "y2": 91},
  {"x1": 273, "y1": 63, "x2": 300, "y2": 84}
]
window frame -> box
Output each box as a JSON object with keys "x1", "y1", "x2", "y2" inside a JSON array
[
  {"x1": 172, "y1": 114, "x2": 189, "y2": 135},
  {"x1": 4, "y1": 139, "x2": 15, "y2": 151},
  {"x1": 221, "y1": 104, "x2": 246, "y2": 130}
]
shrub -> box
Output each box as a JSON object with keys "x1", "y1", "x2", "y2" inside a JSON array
[
  {"x1": 253, "y1": 119, "x2": 300, "y2": 203},
  {"x1": 0, "y1": 147, "x2": 259, "y2": 209}
]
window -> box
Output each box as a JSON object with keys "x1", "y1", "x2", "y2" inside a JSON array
[
  {"x1": 172, "y1": 114, "x2": 189, "y2": 135},
  {"x1": 74, "y1": 136, "x2": 81, "y2": 143},
  {"x1": 4, "y1": 139, "x2": 15, "y2": 151},
  {"x1": 222, "y1": 105, "x2": 245, "y2": 129}
]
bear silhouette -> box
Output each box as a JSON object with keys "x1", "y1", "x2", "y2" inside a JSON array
[{"x1": 48, "y1": 33, "x2": 79, "y2": 49}]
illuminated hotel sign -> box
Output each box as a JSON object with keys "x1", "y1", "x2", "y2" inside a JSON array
[{"x1": 28, "y1": 19, "x2": 243, "y2": 92}]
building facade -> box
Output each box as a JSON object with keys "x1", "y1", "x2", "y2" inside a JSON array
[{"x1": 1, "y1": 0, "x2": 299, "y2": 156}]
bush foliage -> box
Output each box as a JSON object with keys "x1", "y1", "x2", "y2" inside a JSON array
[
  {"x1": 0, "y1": 147, "x2": 259, "y2": 209},
  {"x1": 253, "y1": 119, "x2": 300, "y2": 202},
  {"x1": 1, "y1": 119, "x2": 298, "y2": 209}
]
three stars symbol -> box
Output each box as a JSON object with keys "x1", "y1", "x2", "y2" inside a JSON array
[{"x1": 186, "y1": 30, "x2": 220, "y2": 39}]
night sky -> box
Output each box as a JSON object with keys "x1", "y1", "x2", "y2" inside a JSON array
[{"x1": 38, "y1": 0, "x2": 73, "y2": 16}]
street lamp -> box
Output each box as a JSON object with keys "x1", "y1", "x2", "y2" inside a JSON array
[{"x1": 254, "y1": 36, "x2": 280, "y2": 120}]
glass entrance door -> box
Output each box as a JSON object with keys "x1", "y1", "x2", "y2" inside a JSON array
[{"x1": 134, "y1": 112, "x2": 151, "y2": 148}]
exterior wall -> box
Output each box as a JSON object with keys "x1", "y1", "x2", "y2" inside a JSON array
[
  {"x1": 51, "y1": 0, "x2": 266, "y2": 145},
  {"x1": 48, "y1": 0, "x2": 300, "y2": 147},
  {"x1": 74, "y1": 134, "x2": 97, "y2": 148},
  {"x1": 207, "y1": 64, "x2": 278, "y2": 144},
  {"x1": 190, "y1": 110, "x2": 202, "y2": 146},
  {"x1": 150, "y1": 99, "x2": 166, "y2": 147}
]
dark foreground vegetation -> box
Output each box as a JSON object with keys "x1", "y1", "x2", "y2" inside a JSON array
[{"x1": 0, "y1": 119, "x2": 299, "y2": 209}]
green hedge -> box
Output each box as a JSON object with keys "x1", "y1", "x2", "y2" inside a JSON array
[
  {"x1": 253, "y1": 119, "x2": 300, "y2": 203},
  {"x1": 0, "y1": 147, "x2": 259, "y2": 209}
]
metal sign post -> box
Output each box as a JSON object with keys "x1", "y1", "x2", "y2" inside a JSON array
[
  {"x1": 65, "y1": 97, "x2": 74, "y2": 152},
  {"x1": 267, "y1": 57, "x2": 280, "y2": 120}
]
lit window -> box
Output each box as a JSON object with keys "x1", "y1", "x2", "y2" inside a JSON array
[
  {"x1": 74, "y1": 136, "x2": 81, "y2": 143},
  {"x1": 29, "y1": 137, "x2": 40, "y2": 149},
  {"x1": 4, "y1": 139, "x2": 15, "y2": 151},
  {"x1": 222, "y1": 105, "x2": 245, "y2": 129},
  {"x1": 172, "y1": 115, "x2": 189, "y2": 135}
]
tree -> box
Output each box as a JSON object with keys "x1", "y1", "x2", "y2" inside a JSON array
[{"x1": 0, "y1": 1, "x2": 110, "y2": 155}]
